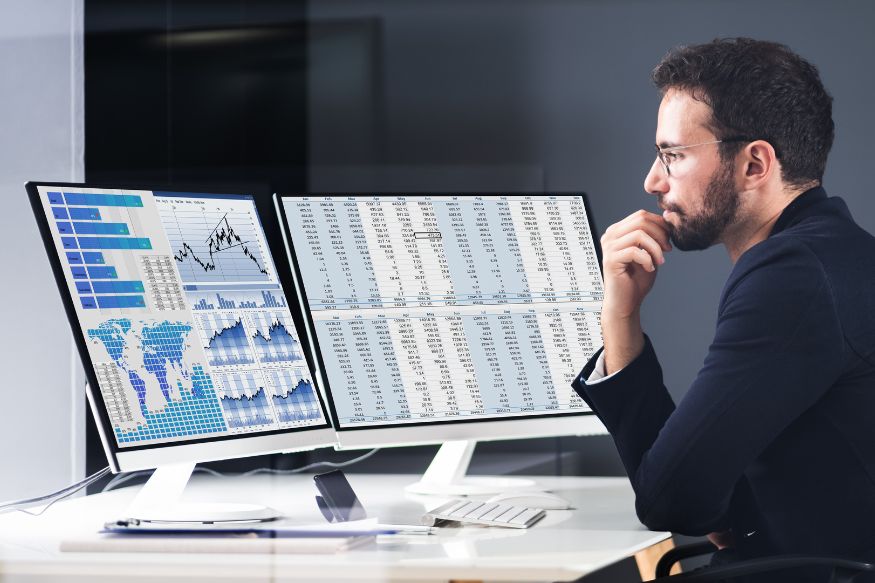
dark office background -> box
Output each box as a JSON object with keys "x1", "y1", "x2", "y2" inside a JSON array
[{"x1": 83, "y1": 0, "x2": 875, "y2": 518}]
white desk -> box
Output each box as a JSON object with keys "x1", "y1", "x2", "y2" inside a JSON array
[{"x1": 0, "y1": 474, "x2": 669, "y2": 582}]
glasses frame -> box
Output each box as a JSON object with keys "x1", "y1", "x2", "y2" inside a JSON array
[{"x1": 655, "y1": 136, "x2": 751, "y2": 176}]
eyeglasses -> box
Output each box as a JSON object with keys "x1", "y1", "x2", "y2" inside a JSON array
[{"x1": 654, "y1": 137, "x2": 751, "y2": 176}]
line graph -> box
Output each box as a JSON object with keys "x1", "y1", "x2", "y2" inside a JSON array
[
  {"x1": 214, "y1": 372, "x2": 277, "y2": 428},
  {"x1": 197, "y1": 313, "x2": 256, "y2": 366},
  {"x1": 266, "y1": 368, "x2": 323, "y2": 423},
  {"x1": 157, "y1": 198, "x2": 273, "y2": 284},
  {"x1": 248, "y1": 311, "x2": 305, "y2": 363},
  {"x1": 175, "y1": 214, "x2": 267, "y2": 275}
]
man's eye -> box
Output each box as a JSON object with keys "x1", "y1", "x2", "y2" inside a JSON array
[{"x1": 665, "y1": 152, "x2": 682, "y2": 161}]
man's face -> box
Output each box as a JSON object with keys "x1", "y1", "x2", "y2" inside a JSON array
[{"x1": 644, "y1": 89, "x2": 741, "y2": 251}]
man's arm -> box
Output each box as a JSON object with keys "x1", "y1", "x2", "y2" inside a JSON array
[
  {"x1": 578, "y1": 239, "x2": 844, "y2": 535},
  {"x1": 598, "y1": 210, "x2": 672, "y2": 375}
]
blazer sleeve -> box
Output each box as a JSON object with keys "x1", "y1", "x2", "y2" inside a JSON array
[{"x1": 573, "y1": 239, "x2": 845, "y2": 535}]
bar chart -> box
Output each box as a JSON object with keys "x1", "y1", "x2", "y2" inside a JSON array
[{"x1": 48, "y1": 190, "x2": 150, "y2": 311}]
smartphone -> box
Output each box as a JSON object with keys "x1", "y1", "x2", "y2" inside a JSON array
[{"x1": 313, "y1": 470, "x2": 368, "y2": 522}]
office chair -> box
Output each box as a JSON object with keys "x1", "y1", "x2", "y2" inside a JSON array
[{"x1": 650, "y1": 540, "x2": 875, "y2": 583}]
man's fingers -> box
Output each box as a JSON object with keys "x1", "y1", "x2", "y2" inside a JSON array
[
  {"x1": 609, "y1": 230, "x2": 666, "y2": 266},
  {"x1": 615, "y1": 215, "x2": 671, "y2": 250},
  {"x1": 613, "y1": 246, "x2": 658, "y2": 272},
  {"x1": 603, "y1": 210, "x2": 672, "y2": 251}
]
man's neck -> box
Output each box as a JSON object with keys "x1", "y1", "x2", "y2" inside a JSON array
[{"x1": 723, "y1": 182, "x2": 818, "y2": 263}]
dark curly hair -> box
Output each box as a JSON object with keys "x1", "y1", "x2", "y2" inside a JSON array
[{"x1": 651, "y1": 38, "x2": 834, "y2": 188}]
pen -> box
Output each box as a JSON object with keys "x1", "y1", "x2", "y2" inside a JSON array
[{"x1": 374, "y1": 524, "x2": 434, "y2": 535}]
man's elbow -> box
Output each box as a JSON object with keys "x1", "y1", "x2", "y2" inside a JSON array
[{"x1": 635, "y1": 490, "x2": 730, "y2": 535}]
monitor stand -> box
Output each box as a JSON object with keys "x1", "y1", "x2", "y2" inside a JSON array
[
  {"x1": 122, "y1": 462, "x2": 281, "y2": 524},
  {"x1": 405, "y1": 440, "x2": 537, "y2": 496}
]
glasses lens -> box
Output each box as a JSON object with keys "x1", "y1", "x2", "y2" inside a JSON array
[{"x1": 655, "y1": 146, "x2": 669, "y2": 175}]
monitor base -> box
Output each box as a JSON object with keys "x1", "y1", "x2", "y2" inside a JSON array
[
  {"x1": 121, "y1": 462, "x2": 282, "y2": 525},
  {"x1": 126, "y1": 502, "x2": 281, "y2": 524},
  {"x1": 405, "y1": 439, "x2": 539, "y2": 497}
]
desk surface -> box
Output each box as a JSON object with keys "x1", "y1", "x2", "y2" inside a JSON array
[{"x1": 0, "y1": 473, "x2": 668, "y2": 582}]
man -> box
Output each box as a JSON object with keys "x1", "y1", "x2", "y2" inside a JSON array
[{"x1": 572, "y1": 38, "x2": 875, "y2": 582}]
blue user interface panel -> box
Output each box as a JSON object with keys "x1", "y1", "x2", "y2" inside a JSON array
[
  {"x1": 38, "y1": 186, "x2": 328, "y2": 448},
  {"x1": 282, "y1": 195, "x2": 604, "y2": 428}
]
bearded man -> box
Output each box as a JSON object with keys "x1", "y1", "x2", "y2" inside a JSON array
[{"x1": 572, "y1": 38, "x2": 875, "y2": 582}]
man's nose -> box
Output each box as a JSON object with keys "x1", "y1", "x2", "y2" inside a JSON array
[{"x1": 644, "y1": 158, "x2": 669, "y2": 196}]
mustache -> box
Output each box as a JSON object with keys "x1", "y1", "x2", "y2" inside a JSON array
[{"x1": 658, "y1": 199, "x2": 684, "y2": 215}]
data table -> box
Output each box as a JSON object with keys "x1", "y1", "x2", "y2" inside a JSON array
[{"x1": 284, "y1": 196, "x2": 604, "y2": 427}]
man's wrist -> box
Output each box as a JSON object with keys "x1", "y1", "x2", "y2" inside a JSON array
[{"x1": 601, "y1": 309, "x2": 645, "y2": 375}]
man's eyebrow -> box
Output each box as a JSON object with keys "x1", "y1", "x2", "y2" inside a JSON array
[{"x1": 657, "y1": 141, "x2": 682, "y2": 149}]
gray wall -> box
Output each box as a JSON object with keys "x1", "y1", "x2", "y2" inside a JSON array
[
  {"x1": 0, "y1": 0, "x2": 85, "y2": 499},
  {"x1": 309, "y1": 0, "x2": 875, "y2": 411},
  {"x1": 3, "y1": 0, "x2": 871, "y2": 499}
]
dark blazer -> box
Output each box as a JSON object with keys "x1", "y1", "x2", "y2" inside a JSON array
[{"x1": 572, "y1": 187, "x2": 875, "y2": 580}]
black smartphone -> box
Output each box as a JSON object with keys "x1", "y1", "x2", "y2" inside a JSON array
[{"x1": 313, "y1": 470, "x2": 368, "y2": 522}]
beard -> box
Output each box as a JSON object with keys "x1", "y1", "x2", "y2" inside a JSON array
[{"x1": 662, "y1": 158, "x2": 741, "y2": 251}]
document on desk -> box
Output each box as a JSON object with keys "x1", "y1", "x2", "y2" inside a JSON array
[
  {"x1": 60, "y1": 532, "x2": 374, "y2": 554},
  {"x1": 60, "y1": 518, "x2": 429, "y2": 554}
]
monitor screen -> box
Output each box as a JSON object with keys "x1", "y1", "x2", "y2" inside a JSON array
[
  {"x1": 30, "y1": 183, "x2": 334, "y2": 470},
  {"x1": 279, "y1": 194, "x2": 603, "y2": 436}
]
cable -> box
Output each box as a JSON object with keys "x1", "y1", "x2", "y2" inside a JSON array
[
  {"x1": 1, "y1": 447, "x2": 380, "y2": 517},
  {"x1": 100, "y1": 469, "x2": 150, "y2": 493},
  {"x1": 239, "y1": 448, "x2": 381, "y2": 477},
  {"x1": 100, "y1": 449, "x2": 381, "y2": 494},
  {"x1": 0, "y1": 466, "x2": 111, "y2": 516}
]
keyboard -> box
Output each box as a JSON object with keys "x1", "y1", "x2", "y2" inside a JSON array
[{"x1": 421, "y1": 498, "x2": 546, "y2": 529}]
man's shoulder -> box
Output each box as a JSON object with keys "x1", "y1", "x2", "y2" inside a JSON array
[
  {"x1": 731, "y1": 235, "x2": 823, "y2": 281},
  {"x1": 722, "y1": 197, "x2": 875, "y2": 311},
  {"x1": 721, "y1": 235, "x2": 828, "y2": 312},
  {"x1": 731, "y1": 195, "x2": 872, "y2": 281}
]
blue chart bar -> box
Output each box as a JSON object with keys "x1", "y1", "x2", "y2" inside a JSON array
[
  {"x1": 86, "y1": 266, "x2": 118, "y2": 279},
  {"x1": 75, "y1": 282, "x2": 92, "y2": 294},
  {"x1": 69, "y1": 207, "x2": 101, "y2": 220},
  {"x1": 95, "y1": 295, "x2": 146, "y2": 309},
  {"x1": 260, "y1": 290, "x2": 287, "y2": 308},
  {"x1": 193, "y1": 298, "x2": 215, "y2": 311},
  {"x1": 64, "y1": 192, "x2": 143, "y2": 207},
  {"x1": 73, "y1": 222, "x2": 130, "y2": 235},
  {"x1": 51, "y1": 207, "x2": 69, "y2": 220},
  {"x1": 91, "y1": 280, "x2": 144, "y2": 294},
  {"x1": 77, "y1": 237, "x2": 152, "y2": 250},
  {"x1": 47, "y1": 192, "x2": 64, "y2": 205},
  {"x1": 82, "y1": 252, "x2": 105, "y2": 264},
  {"x1": 71, "y1": 266, "x2": 87, "y2": 279},
  {"x1": 197, "y1": 291, "x2": 288, "y2": 311},
  {"x1": 56, "y1": 222, "x2": 73, "y2": 234},
  {"x1": 66, "y1": 252, "x2": 83, "y2": 264},
  {"x1": 80, "y1": 296, "x2": 97, "y2": 309},
  {"x1": 61, "y1": 237, "x2": 78, "y2": 250}
]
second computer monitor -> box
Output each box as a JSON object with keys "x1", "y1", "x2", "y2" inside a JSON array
[{"x1": 278, "y1": 194, "x2": 605, "y2": 449}]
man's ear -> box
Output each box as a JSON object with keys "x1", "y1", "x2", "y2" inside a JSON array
[{"x1": 739, "y1": 140, "x2": 778, "y2": 190}]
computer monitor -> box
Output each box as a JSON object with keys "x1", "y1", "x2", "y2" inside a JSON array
[
  {"x1": 277, "y1": 194, "x2": 607, "y2": 495},
  {"x1": 28, "y1": 182, "x2": 336, "y2": 522}
]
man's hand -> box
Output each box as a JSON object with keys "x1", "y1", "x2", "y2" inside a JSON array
[{"x1": 600, "y1": 210, "x2": 672, "y2": 374}]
